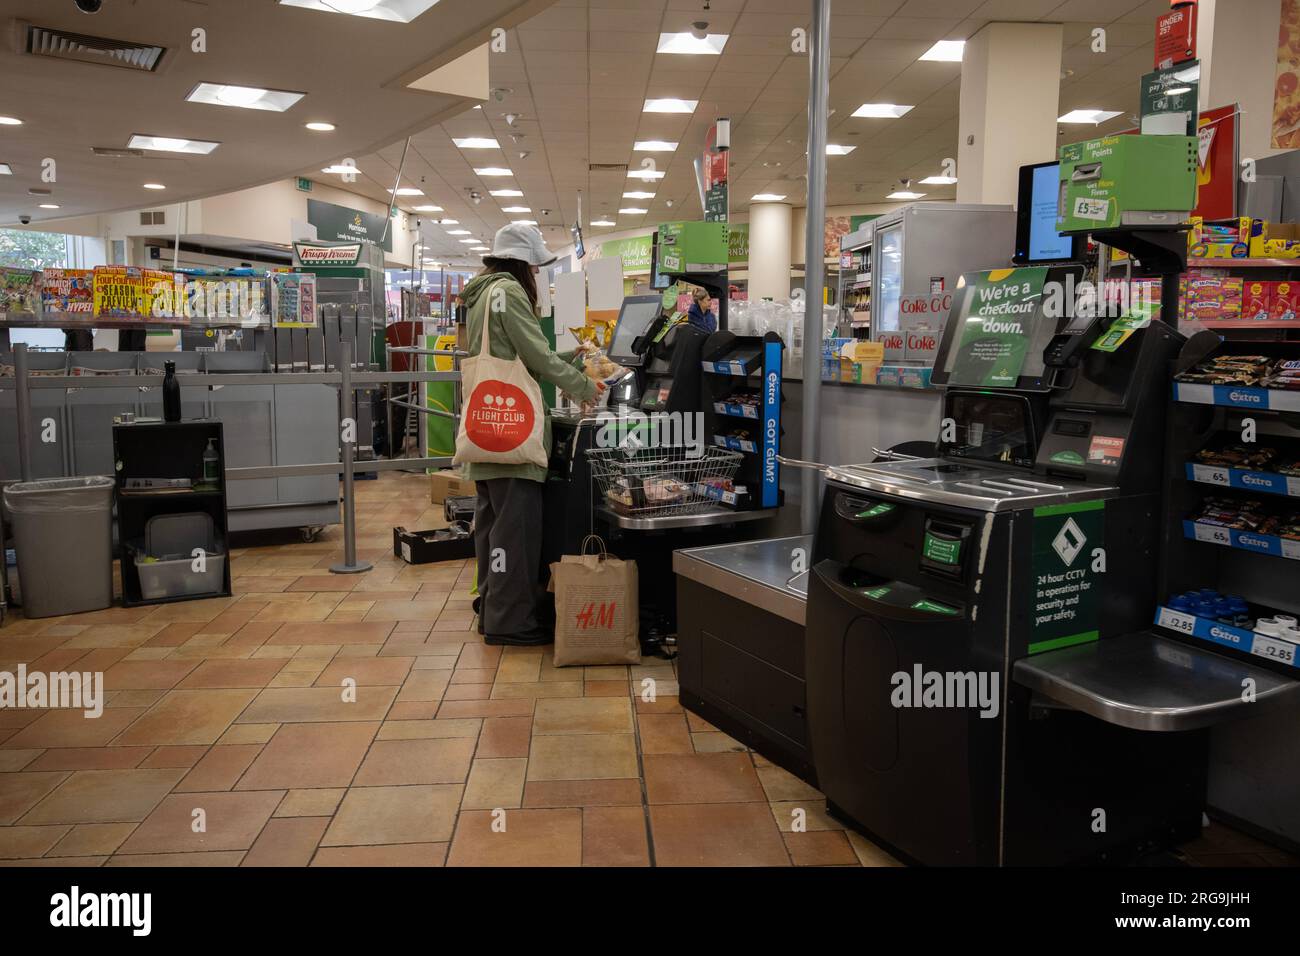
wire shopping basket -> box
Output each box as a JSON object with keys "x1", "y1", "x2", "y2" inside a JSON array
[{"x1": 586, "y1": 445, "x2": 744, "y2": 519}]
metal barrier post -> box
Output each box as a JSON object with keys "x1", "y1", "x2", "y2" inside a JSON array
[
  {"x1": 13, "y1": 343, "x2": 33, "y2": 482},
  {"x1": 330, "y1": 340, "x2": 372, "y2": 574}
]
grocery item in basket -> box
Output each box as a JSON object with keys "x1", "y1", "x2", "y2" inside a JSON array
[{"x1": 643, "y1": 477, "x2": 690, "y2": 504}]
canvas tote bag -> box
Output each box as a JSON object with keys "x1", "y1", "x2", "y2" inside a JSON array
[
  {"x1": 549, "y1": 535, "x2": 641, "y2": 666},
  {"x1": 453, "y1": 292, "x2": 548, "y2": 469}
]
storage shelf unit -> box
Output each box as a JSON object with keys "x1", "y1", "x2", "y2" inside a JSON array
[{"x1": 700, "y1": 330, "x2": 784, "y2": 512}]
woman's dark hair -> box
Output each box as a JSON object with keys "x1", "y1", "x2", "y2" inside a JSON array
[{"x1": 479, "y1": 257, "x2": 538, "y2": 310}]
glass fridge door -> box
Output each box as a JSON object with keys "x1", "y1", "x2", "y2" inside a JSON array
[{"x1": 873, "y1": 223, "x2": 903, "y2": 333}]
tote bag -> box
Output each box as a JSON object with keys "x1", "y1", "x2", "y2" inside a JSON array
[
  {"x1": 548, "y1": 536, "x2": 641, "y2": 666},
  {"x1": 453, "y1": 298, "x2": 548, "y2": 469}
]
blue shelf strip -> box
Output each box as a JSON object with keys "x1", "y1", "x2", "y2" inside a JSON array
[
  {"x1": 1154, "y1": 605, "x2": 1299, "y2": 668},
  {"x1": 1182, "y1": 519, "x2": 1300, "y2": 560},
  {"x1": 1172, "y1": 381, "x2": 1300, "y2": 412},
  {"x1": 1184, "y1": 462, "x2": 1300, "y2": 498},
  {"x1": 701, "y1": 357, "x2": 759, "y2": 376},
  {"x1": 712, "y1": 401, "x2": 759, "y2": 420},
  {"x1": 713, "y1": 434, "x2": 758, "y2": 454}
]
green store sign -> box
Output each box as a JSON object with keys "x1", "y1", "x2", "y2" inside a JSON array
[
  {"x1": 601, "y1": 224, "x2": 750, "y2": 276},
  {"x1": 306, "y1": 198, "x2": 393, "y2": 253}
]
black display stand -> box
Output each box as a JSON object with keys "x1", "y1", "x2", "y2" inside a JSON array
[
  {"x1": 700, "y1": 330, "x2": 784, "y2": 511},
  {"x1": 112, "y1": 421, "x2": 233, "y2": 606}
]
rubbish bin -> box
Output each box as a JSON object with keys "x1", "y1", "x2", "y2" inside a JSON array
[{"x1": 2, "y1": 476, "x2": 115, "y2": 618}]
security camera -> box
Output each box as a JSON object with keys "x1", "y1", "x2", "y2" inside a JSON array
[
  {"x1": 470, "y1": 190, "x2": 482, "y2": 205},
  {"x1": 74, "y1": 0, "x2": 104, "y2": 12},
  {"x1": 691, "y1": 21, "x2": 709, "y2": 40},
  {"x1": 18, "y1": 214, "x2": 31, "y2": 225}
]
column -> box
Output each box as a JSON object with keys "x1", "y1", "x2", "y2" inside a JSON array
[
  {"x1": 1198, "y1": 0, "x2": 1284, "y2": 160},
  {"x1": 956, "y1": 22, "x2": 1064, "y2": 206},
  {"x1": 746, "y1": 201, "x2": 793, "y2": 300}
]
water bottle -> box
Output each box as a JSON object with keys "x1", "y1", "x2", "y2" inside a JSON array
[
  {"x1": 162, "y1": 361, "x2": 181, "y2": 423},
  {"x1": 202, "y1": 438, "x2": 220, "y2": 484}
]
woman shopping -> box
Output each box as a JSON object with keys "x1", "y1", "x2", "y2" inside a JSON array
[{"x1": 454, "y1": 223, "x2": 605, "y2": 646}]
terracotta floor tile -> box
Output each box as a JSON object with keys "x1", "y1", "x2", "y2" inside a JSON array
[
  {"x1": 273, "y1": 788, "x2": 346, "y2": 818},
  {"x1": 105, "y1": 850, "x2": 246, "y2": 867},
  {"x1": 846, "y1": 831, "x2": 904, "y2": 867},
  {"x1": 287, "y1": 576, "x2": 358, "y2": 592},
  {"x1": 637, "y1": 713, "x2": 694, "y2": 754},
  {"x1": 139, "y1": 745, "x2": 210, "y2": 769},
  {"x1": 106, "y1": 689, "x2": 167, "y2": 709},
  {"x1": 522, "y1": 779, "x2": 645, "y2": 808},
  {"x1": 236, "y1": 686, "x2": 396, "y2": 724},
  {"x1": 534, "y1": 698, "x2": 634, "y2": 736},
  {"x1": 321, "y1": 785, "x2": 462, "y2": 846},
  {"x1": 491, "y1": 681, "x2": 583, "y2": 700},
  {"x1": 267, "y1": 622, "x2": 395, "y2": 646},
  {"x1": 310, "y1": 843, "x2": 447, "y2": 867},
  {"x1": 18, "y1": 768, "x2": 185, "y2": 825},
  {"x1": 314, "y1": 657, "x2": 413, "y2": 687},
  {"x1": 690, "y1": 731, "x2": 748, "y2": 754},
  {"x1": 385, "y1": 701, "x2": 441, "y2": 720},
  {"x1": 237, "y1": 722, "x2": 378, "y2": 790},
  {"x1": 5, "y1": 708, "x2": 146, "y2": 750},
  {"x1": 527, "y1": 734, "x2": 639, "y2": 782},
  {"x1": 643, "y1": 753, "x2": 765, "y2": 805},
  {"x1": 396, "y1": 671, "x2": 450, "y2": 703},
  {"x1": 175, "y1": 659, "x2": 288, "y2": 689},
  {"x1": 462, "y1": 758, "x2": 528, "y2": 810},
  {"x1": 47, "y1": 822, "x2": 137, "y2": 857},
  {"x1": 755, "y1": 764, "x2": 821, "y2": 802},
  {"x1": 784, "y1": 831, "x2": 858, "y2": 866},
  {"x1": 376, "y1": 718, "x2": 481, "y2": 740},
  {"x1": 0, "y1": 750, "x2": 42, "y2": 772},
  {"x1": 455, "y1": 645, "x2": 503, "y2": 669},
  {"x1": 0, "y1": 824, "x2": 71, "y2": 859},
  {"x1": 225, "y1": 622, "x2": 282, "y2": 647},
  {"x1": 216, "y1": 724, "x2": 278, "y2": 746},
  {"x1": 353, "y1": 737, "x2": 475, "y2": 786},
  {"x1": 175, "y1": 744, "x2": 264, "y2": 792},
  {"x1": 495, "y1": 650, "x2": 543, "y2": 684},
  {"x1": 59, "y1": 626, "x2": 165, "y2": 650},
  {"x1": 450, "y1": 667, "x2": 497, "y2": 685},
  {"x1": 25, "y1": 747, "x2": 152, "y2": 772},
  {"x1": 583, "y1": 806, "x2": 649, "y2": 866},
  {"x1": 769, "y1": 801, "x2": 846, "y2": 833},
  {"x1": 114, "y1": 689, "x2": 259, "y2": 747},
  {"x1": 583, "y1": 681, "x2": 631, "y2": 697},
  {"x1": 476, "y1": 716, "x2": 531, "y2": 759},
  {"x1": 650, "y1": 803, "x2": 791, "y2": 867},
  {"x1": 116, "y1": 790, "x2": 283, "y2": 854},
  {"x1": 101, "y1": 660, "x2": 199, "y2": 691},
  {"x1": 635, "y1": 695, "x2": 683, "y2": 715},
  {"x1": 363, "y1": 600, "x2": 448, "y2": 623},
  {"x1": 447, "y1": 808, "x2": 582, "y2": 867},
  {"x1": 143, "y1": 623, "x2": 206, "y2": 647},
  {"x1": 437, "y1": 699, "x2": 533, "y2": 719},
  {"x1": 443, "y1": 684, "x2": 491, "y2": 701},
  {"x1": 0, "y1": 710, "x2": 45, "y2": 729},
  {"x1": 242, "y1": 816, "x2": 328, "y2": 867}
]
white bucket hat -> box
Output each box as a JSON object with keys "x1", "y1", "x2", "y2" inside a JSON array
[{"x1": 487, "y1": 222, "x2": 557, "y2": 267}]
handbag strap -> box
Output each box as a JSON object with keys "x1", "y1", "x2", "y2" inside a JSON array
[
  {"x1": 580, "y1": 534, "x2": 608, "y2": 559},
  {"x1": 477, "y1": 284, "x2": 495, "y2": 357}
]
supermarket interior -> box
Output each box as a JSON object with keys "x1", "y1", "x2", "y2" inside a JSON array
[{"x1": 1, "y1": 0, "x2": 1299, "y2": 889}]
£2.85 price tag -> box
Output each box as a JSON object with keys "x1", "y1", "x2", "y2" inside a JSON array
[
  {"x1": 1251, "y1": 634, "x2": 1298, "y2": 667},
  {"x1": 1191, "y1": 464, "x2": 1230, "y2": 487},
  {"x1": 1157, "y1": 607, "x2": 1198, "y2": 635},
  {"x1": 1193, "y1": 523, "x2": 1232, "y2": 546}
]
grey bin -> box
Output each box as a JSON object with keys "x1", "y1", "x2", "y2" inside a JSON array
[{"x1": 2, "y1": 476, "x2": 115, "y2": 618}]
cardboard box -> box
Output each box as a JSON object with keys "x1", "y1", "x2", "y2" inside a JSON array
[
  {"x1": 657, "y1": 221, "x2": 728, "y2": 273},
  {"x1": 1269, "y1": 281, "x2": 1300, "y2": 321},
  {"x1": 1184, "y1": 275, "x2": 1243, "y2": 322},
  {"x1": 1243, "y1": 280, "x2": 1273, "y2": 321},
  {"x1": 1057, "y1": 134, "x2": 1197, "y2": 232},
  {"x1": 1249, "y1": 220, "x2": 1300, "y2": 259},
  {"x1": 430, "y1": 469, "x2": 476, "y2": 504}
]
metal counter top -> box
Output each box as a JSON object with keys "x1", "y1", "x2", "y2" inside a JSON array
[
  {"x1": 600, "y1": 505, "x2": 775, "y2": 531},
  {"x1": 673, "y1": 535, "x2": 812, "y2": 625},
  {"x1": 1013, "y1": 632, "x2": 1300, "y2": 732},
  {"x1": 827, "y1": 458, "x2": 1114, "y2": 512}
]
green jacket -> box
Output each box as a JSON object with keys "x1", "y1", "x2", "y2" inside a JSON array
[{"x1": 459, "y1": 272, "x2": 597, "y2": 484}]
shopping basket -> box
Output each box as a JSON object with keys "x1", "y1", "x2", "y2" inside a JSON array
[{"x1": 586, "y1": 444, "x2": 744, "y2": 519}]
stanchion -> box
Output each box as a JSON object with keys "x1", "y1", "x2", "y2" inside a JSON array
[
  {"x1": 330, "y1": 340, "x2": 372, "y2": 575},
  {"x1": 14, "y1": 343, "x2": 34, "y2": 482}
]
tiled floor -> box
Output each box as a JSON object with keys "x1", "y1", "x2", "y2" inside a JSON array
[{"x1": 0, "y1": 472, "x2": 1292, "y2": 867}]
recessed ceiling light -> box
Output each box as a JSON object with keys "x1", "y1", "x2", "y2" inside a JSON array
[
  {"x1": 453, "y1": 137, "x2": 499, "y2": 149},
  {"x1": 411, "y1": 205, "x2": 443, "y2": 212},
  {"x1": 0, "y1": 164, "x2": 11, "y2": 175},
  {"x1": 0, "y1": 116, "x2": 22, "y2": 126},
  {"x1": 623, "y1": 191, "x2": 655, "y2": 199},
  {"x1": 511, "y1": 219, "x2": 538, "y2": 225},
  {"x1": 490, "y1": 189, "x2": 524, "y2": 197},
  {"x1": 433, "y1": 216, "x2": 456, "y2": 222},
  {"x1": 186, "y1": 82, "x2": 305, "y2": 112},
  {"x1": 619, "y1": 208, "x2": 648, "y2": 215},
  {"x1": 473, "y1": 167, "x2": 513, "y2": 176},
  {"x1": 501, "y1": 206, "x2": 531, "y2": 213},
  {"x1": 656, "y1": 32, "x2": 728, "y2": 55},
  {"x1": 643, "y1": 98, "x2": 697, "y2": 114},
  {"x1": 634, "y1": 141, "x2": 678, "y2": 152},
  {"x1": 591, "y1": 219, "x2": 615, "y2": 226},
  {"x1": 826, "y1": 144, "x2": 857, "y2": 156},
  {"x1": 389, "y1": 187, "x2": 424, "y2": 196},
  {"x1": 127, "y1": 134, "x2": 220, "y2": 155},
  {"x1": 887, "y1": 190, "x2": 926, "y2": 200},
  {"x1": 919, "y1": 40, "x2": 965, "y2": 62},
  {"x1": 321, "y1": 164, "x2": 359, "y2": 174},
  {"x1": 852, "y1": 103, "x2": 913, "y2": 118},
  {"x1": 278, "y1": 0, "x2": 440, "y2": 23},
  {"x1": 751, "y1": 193, "x2": 786, "y2": 201},
  {"x1": 919, "y1": 175, "x2": 957, "y2": 185},
  {"x1": 305, "y1": 121, "x2": 336, "y2": 131},
  {"x1": 627, "y1": 170, "x2": 665, "y2": 181},
  {"x1": 459, "y1": 238, "x2": 481, "y2": 244},
  {"x1": 447, "y1": 229, "x2": 471, "y2": 235},
  {"x1": 471, "y1": 246, "x2": 490, "y2": 252},
  {"x1": 38, "y1": 203, "x2": 59, "y2": 210},
  {"x1": 1057, "y1": 109, "x2": 1123, "y2": 124},
  {"x1": 143, "y1": 183, "x2": 166, "y2": 190}
]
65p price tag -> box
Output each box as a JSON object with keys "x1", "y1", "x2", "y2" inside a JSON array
[
  {"x1": 1192, "y1": 523, "x2": 1232, "y2": 546},
  {"x1": 1190, "y1": 463, "x2": 1230, "y2": 487}
]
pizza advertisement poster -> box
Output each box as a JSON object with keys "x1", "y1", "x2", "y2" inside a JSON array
[{"x1": 1274, "y1": 0, "x2": 1300, "y2": 148}]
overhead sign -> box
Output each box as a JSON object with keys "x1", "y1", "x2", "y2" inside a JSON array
[
  {"x1": 306, "y1": 198, "x2": 393, "y2": 252},
  {"x1": 293, "y1": 241, "x2": 364, "y2": 265},
  {"x1": 703, "y1": 122, "x2": 729, "y2": 223},
  {"x1": 1139, "y1": 61, "x2": 1199, "y2": 135},
  {"x1": 1154, "y1": 4, "x2": 1197, "y2": 69}
]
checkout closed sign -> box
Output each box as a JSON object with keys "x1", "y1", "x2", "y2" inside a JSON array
[{"x1": 1028, "y1": 500, "x2": 1104, "y2": 655}]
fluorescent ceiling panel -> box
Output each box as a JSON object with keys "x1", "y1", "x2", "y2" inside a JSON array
[
  {"x1": 656, "y1": 33, "x2": 728, "y2": 55},
  {"x1": 643, "y1": 98, "x2": 697, "y2": 113},
  {"x1": 919, "y1": 40, "x2": 964, "y2": 62},
  {"x1": 852, "y1": 103, "x2": 913, "y2": 118},
  {"x1": 277, "y1": 0, "x2": 442, "y2": 23},
  {"x1": 1057, "y1": 109, "x2": 1123, "y2": 123},
  {"x1": 453, "y1": 137, "x2": 499, "y2": 149},
  {"x1": 128, "y1": 134, "x2": 220, "y2": 155},
  {"x1": 186, "y1": 82, "x2": 305, "y2": 112}
]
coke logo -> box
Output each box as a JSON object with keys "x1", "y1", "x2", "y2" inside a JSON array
[
  {"x1": 907, "y1": 332, "x2": 937, "y2": 350},
  {"x1": 879, "y1": 333, "x2": 904, "y2": 348},
  {"x1": 466, "y1": 380, "x2": 534, "y2": 452},
  {"x1": 900, "y1": 294, "x2": 952, "y2": 315}
]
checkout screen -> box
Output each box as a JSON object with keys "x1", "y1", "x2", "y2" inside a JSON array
[
  {"x1": 1027, "y1": 163, "x2": 1072, "y2": 263},
  {"x1": 942, "y1": 393, "x2": 1036, "y2": 468}
]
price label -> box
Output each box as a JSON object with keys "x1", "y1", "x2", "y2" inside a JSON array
[
  {"x1": 1288, "y1": 477, "x2": 1300, "y2": 497},
  {"x1": 1282, "y1": 538, "x2": 1300, "y2": 561},
  {"x1": 1157, "y1": 607, "x2": 1198, "y2": 635},
  {"x1": 1250, "y1": 634, "x2": 1298, "y2": 667},
  {"x1": 1191, "y1": 464, "x2": 1230, "y2": 487},
  {"x1": 1192, "y1": 523, "x2": 1232, "y2": 546}
]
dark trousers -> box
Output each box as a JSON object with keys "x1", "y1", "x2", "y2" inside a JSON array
[{"x1": 475, "y1": 477, "x2": 544, "y2": 637}]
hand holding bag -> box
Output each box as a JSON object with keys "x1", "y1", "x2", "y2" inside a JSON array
[
  {"x1": 549, "y1": 535, "x2": 641, "y2": 666},
  {"x1": 453, "y1": 297, "x2": 548, "y2": 468}
]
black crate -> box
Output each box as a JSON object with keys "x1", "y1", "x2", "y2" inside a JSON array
[{"x1": 393, "y1": 526, "x2": 475, "y2": 564}]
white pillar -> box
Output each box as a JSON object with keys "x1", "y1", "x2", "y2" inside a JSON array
[
  {"x1": 957, "y1": 22, "x2": 1063, "y2": 206},
  {"x1": 1198, "y1": 0, "x2": 1283, "y2": 160},
  {"x1": 747, "y1": 201, "x2": 793, "y2": 300}
]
